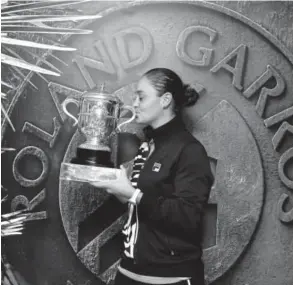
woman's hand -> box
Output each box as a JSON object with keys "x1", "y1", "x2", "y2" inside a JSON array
[{"x1": 90, "y1": 165, "x2": 135, "y2": 204}]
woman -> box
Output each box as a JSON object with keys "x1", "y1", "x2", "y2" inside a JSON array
[{"x1": 91, "y1": 68, "x2": 213, "y2": 285}]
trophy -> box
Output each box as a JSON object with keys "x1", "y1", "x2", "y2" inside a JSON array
[{"x1": 59, "y1": 89, "x2": 135, "y2": 182}]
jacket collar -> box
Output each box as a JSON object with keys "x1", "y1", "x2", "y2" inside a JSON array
[{"x1": 143, "y1": 116, "x2": 184, "y2": 146}]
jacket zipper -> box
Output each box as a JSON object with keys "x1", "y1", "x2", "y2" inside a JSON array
[
  {"x1": 133, "y1": 204, "x2": 140, "y2": 265},
  {"x1": 165, "y1": 234, "x2": 175, "y2": 256},
  {"x1": 134, "y1": 246, "x2": 137, "y2": 264},
  {"x1": 133, "y1": 228, "x2": 139, "y2": 264}
]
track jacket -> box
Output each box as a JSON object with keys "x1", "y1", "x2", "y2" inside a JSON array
[{"x1": 120, "y1": 116, "x2": 214, "y2": 280}]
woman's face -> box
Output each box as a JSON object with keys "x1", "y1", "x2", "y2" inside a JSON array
[{"x1": 133, "y1": 77, "x2": 164, "y2": 126}]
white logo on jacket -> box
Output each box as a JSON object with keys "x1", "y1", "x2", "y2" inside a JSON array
[{"x1": 152, "y1": 162, "x2": 161, "y2": 172}]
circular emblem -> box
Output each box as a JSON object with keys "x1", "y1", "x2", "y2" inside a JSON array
[{"x1": 2, "y1": 2, "x2": 292, "y2": 285}]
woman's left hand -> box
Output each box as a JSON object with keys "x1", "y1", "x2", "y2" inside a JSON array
[{"x1": 90, "y1": 165, "x2": 135, "y2": 203}]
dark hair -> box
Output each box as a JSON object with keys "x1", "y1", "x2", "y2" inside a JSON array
[{"x1": 143, "y1": 68, "x2": 199, "y2": 113}]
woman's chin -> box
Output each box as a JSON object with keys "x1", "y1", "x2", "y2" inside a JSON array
[
  {"x1": 135, "y1": 115, "x2": 149, "y2": 125},
  {"x1": 135, "y1": 116, "x2": 142, "y2": 124}
]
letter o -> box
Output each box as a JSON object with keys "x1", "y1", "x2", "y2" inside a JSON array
[
  {"x1": 13, "y1": 146, "x2": 50, "y2": 187},
  {"x1": 278, "y1": 147, "x2": 293, "y2": 190}
]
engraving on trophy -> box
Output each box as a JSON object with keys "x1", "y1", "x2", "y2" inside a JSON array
[{"x1": 79, "y1": 102, "x2": 112, "y2": 151}]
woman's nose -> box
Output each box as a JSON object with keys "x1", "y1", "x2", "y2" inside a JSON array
[{"x1": 133, "y1": 96, "x2": 139, "y2": 107}]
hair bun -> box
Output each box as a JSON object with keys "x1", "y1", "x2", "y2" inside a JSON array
[{"x1": 182, "y1": 84, "x2": 199, "y2": 107}]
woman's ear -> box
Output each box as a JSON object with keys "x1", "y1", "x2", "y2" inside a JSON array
[{"x1": 160, "y1": 92, "x2": 173, "y2": 109}]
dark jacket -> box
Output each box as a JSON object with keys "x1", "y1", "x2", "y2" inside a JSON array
[{"x1": 120, "y1": 116, "x2": 214, "y2": 279}]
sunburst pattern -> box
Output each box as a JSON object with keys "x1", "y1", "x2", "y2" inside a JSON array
[
  {"x1": 1, "y1": 0, "x2": 101, "y2": 131},
  {"x1": 1, "y1": 2, "x2": 101, "y2": 284}
]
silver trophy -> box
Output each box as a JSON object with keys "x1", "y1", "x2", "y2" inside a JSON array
[{"x1": 60, "y1": 89, "x2": 135, "y2": 182}]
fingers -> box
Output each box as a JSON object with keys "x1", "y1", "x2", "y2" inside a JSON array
[
  {"x1": 89, "y1": 181, "x2": 108, "y2": 188},
  {"x1": 120, "y1": 165, "x2": 128, "y2": 177},
  {"x1": 120, "y1": 164, "x2": 126, "y2": 171},
  {"x1": 89, "y1": 182, "x2": 112, "y2": 195}
]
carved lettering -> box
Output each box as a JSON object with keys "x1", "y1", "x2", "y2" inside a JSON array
[
  {"x1": 210, "y1": 44, "x2": 247, "y2": 91},
  {"x1": 277, "y1": 193, "x2": 293, "y2": 223},
  {"x1": 271, "y1": 122, "x2": 293, "y2": 151},
  {"x1": 11, "y1": 189, "x2": 47, "y2": 221},
  {"x1": 176, "y1": 26, "x2": 217, "y2": 66},
  {"x1": 73, "y1": 39, "x2": 116, "y2": 89},
  {"x1": 48, "y1": 82, "x2": 83, "y2": 123},
  {"x1": 113, "y1": 26, "x2": 153, "y2": 70},
  {"x1": 12, "y1": 146, "x2": 49, "y2": 187},
  {"x1": 278, "y1": 147, "x2": 293, "y2": 189},
  {"x1": 263, "y1": 106, "x2": 293, "y2": 151},
  {"x1": 264, "y1": 106, "x2": 293, "y2": 128},
  {"x1": 22, "y1": 117, "x2": 61, "y2": 149},
  {"x1": 243, "y1": 65, "x2": 286, "y2": 117},
  {"x1": 25, "y1": 212, "x2": 47, "y2": 221}
]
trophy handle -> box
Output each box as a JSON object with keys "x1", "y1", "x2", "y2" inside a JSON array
[
  {"x1": 62, "y1": 98, "x2": 79, "y2": 126},
  {"x1": 117, "y1": 106, "x2": 136, "y2": 132}
]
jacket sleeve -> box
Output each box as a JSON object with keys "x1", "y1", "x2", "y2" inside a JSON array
[{"x1": 138, "y1": 142, "x2": 213, "y2": 234}]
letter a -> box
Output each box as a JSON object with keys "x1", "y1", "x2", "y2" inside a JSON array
[{"x1": 211, "y1": 44, "x2": 247, "y2": 91}]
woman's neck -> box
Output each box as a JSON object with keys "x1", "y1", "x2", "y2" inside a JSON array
[{"x1": 150, "y1": 113, "x2": 176, "y2": 129}]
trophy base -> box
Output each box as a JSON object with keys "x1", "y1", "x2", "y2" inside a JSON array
[
  {"x1": 60, "y1": 162, "x2": 120, "y2": 183},
  {"x1": 71, "y1": 147, "x2": 114, "y2": 167}
]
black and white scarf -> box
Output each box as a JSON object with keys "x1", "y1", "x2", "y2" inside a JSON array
[{"x1": 122, "y1": 141, "x2": 150, "y2": 259}]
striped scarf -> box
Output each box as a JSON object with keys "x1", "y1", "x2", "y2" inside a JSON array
[{"x1": 122, "y1": 141, "x2": 150, "y2": 259}]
